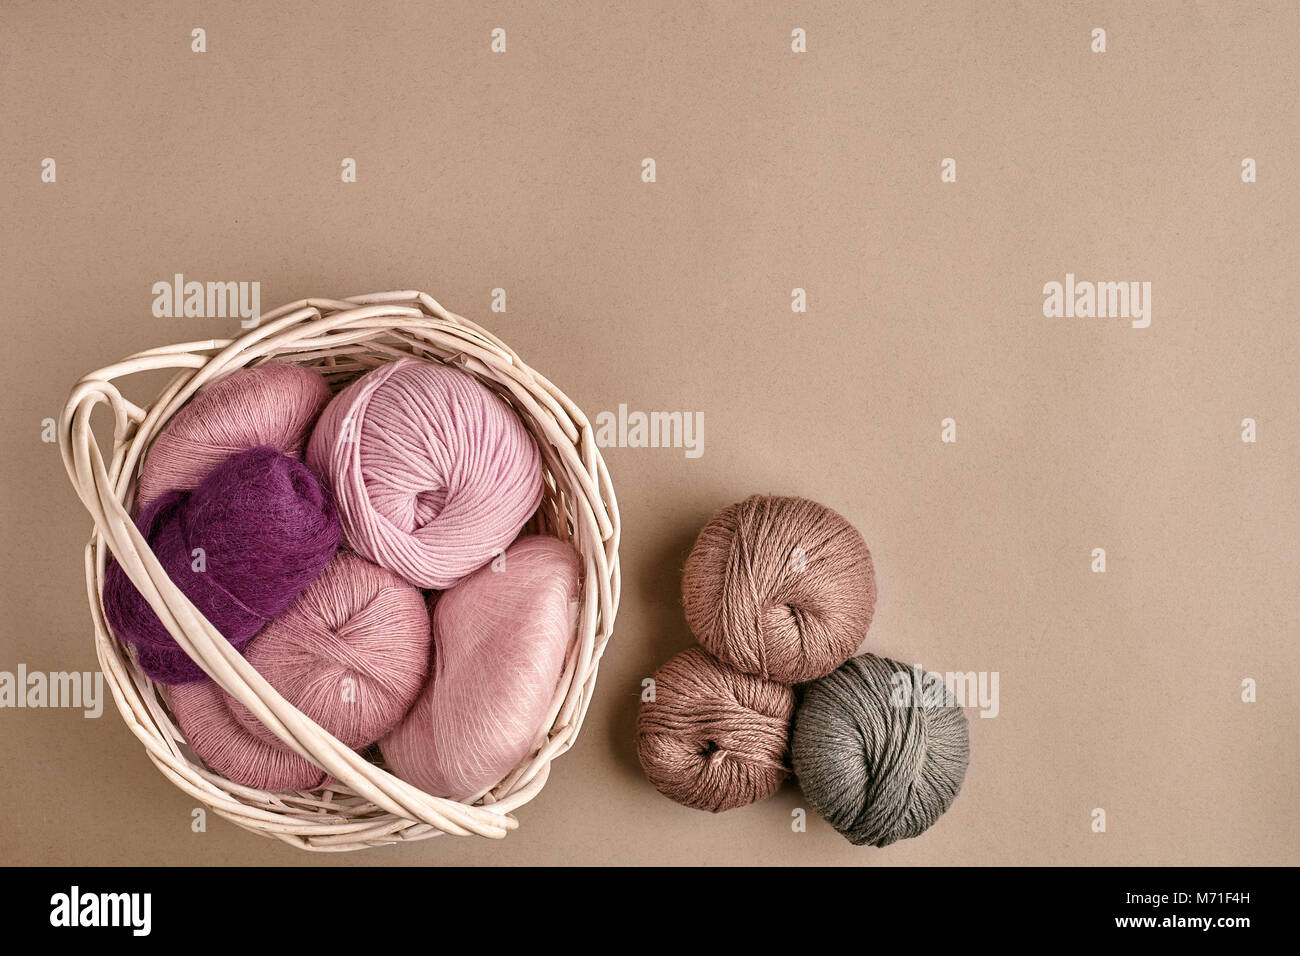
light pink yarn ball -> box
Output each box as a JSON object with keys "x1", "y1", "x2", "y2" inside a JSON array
[
  {"x1": 138, "y1": 364, "x2": 331, "y2": 509},
  {"x1": 381, "y1": 535, "x2": 581, "y2": 801},
  {"x1": 306, "y1": 358, "x2": 544, "y2": 590},
  {"x1": 170, "y1": 549, "x2": 432, "y2": 792},
  {"x1": 229, "y1": 549, "x2": 432, "y2": 750}
]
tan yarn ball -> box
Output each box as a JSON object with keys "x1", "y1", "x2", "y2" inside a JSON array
[
  {"x1": 682, "y1": 495, "x2": 877, "y2": 683},
  {"x1": 636, "y1": 647, "x2": 795, "y2": 813}
]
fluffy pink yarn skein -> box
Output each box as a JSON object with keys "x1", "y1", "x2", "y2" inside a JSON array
[
  {"x1": 381, "y1": 535, "x2": 581, "y2": 801},
  {"x1": 137, "y1": 364, "x2": 331, "y2": 509}
]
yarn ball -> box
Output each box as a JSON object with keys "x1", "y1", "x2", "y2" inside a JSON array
[
  {"x1": 792, "y1": 653, "x2": 970, "y2": 847},
  {"x1": 306, "y1": 357, "x2": 544, "y2": 589},
  {"x1": 102, "y1": 445, "x2": 341, "y2": 685},
  {"x1": 682, "y1": 494, "x2": 876, "y2": 683},
  {"x1": 381, "y1": 535, "x2": 580, "y2": 801},
  {"x1": 228, "y1": 549, "x2": 432, "y2": 750},
  {"x1": 169, "y1": 679, "x2": 328, "y2": 792},
  {"x1": 137, "y1": 364, "x2": 331, "y2": 508},
  {"x1": 636, "y1": 646, "x2": 796, "y2": 813}
]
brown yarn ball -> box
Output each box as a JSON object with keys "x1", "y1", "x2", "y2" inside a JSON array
[
  {"x1": 636, "y1": 647, "x2": 796, "y2": 813},
  {"x1": 682, "y1": 495, "x2": 876, "y2": 683}
]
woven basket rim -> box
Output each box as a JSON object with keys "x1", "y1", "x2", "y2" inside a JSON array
[{"x1": 59, "y1": 290, "x2": 621, "y2": 851}]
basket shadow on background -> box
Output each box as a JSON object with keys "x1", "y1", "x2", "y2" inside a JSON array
[{"x1": 58, "y1": 290, "x2": 621, "y2": 851}]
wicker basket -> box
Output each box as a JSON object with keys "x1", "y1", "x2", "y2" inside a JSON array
[{"x1": 58, "y1": 290, "x2": 621, "y2": 851}]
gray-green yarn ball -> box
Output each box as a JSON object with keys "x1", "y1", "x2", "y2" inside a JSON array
[{"x1": 792, "y1": 653, "x2": 970, "y2": 847}]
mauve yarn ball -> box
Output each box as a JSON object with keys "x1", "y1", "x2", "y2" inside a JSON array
[
  {"x1": 169, "y1": 679, "x2": 328, "y2": 792},
  {"x1": 381, "y1": 536, "x2": 579, "y2": 801},
  {"x1": 102, "y1": 446, "x2": 341, "y2": 685},
  {"x1": 636, "y1": 646, "x2": 796, "y2": 813},
  {"x1": 306, "y1": 357, "x2": 544, "y2": 590},
  {"x1": 137, "y1": 364, "x2": 331, "y2": 508},
  {"x1": 682, "y1": 495, "x2": 876, "y2": 683},
  {"x1": 228, "y1": 549, "x2": 432, "y2": 750},
  {"x1": 792, "y1": 653, "x2": 970, "y2": 847}
]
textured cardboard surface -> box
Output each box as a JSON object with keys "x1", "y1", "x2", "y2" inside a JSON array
[{"x1": 1, "y1": 1, "x2": 1296, "y2": 865}]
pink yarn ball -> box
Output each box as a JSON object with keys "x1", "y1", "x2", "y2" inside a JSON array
[
  {"x1": 306, "y1": 358, "x2": 544, "y2": 589},
  {"x1": 169, "y1": 679, "x2": 328, "y2": 792},
  {"x1": 137, "y1": 364, "x2": 331, "y2": 509},
  {"x1": 169, "y1": 549, "x2": 432, "y2": 792},
  {"x1": 381, "y1": 535, "x2": 580, "y2": 801},
  {"x1": 229, "y1": 550, "x2": 432, "y2": 750}
]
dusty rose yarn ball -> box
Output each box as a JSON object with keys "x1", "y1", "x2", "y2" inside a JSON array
[
  {"x1": 682, "y1": 495, "x2": 876, "y2": 683},
  {"x1": 229, "y1": 549, "x2": 432, "y2": 750},
  {"x1": 169, "y1": 550, "x2": 432, "y2": 792},
  {"x1": 636, "y1": 646, "x2": 795, "y2": 813},
  {"x1": 137, "y1": 364, "x2": 331, "y2": 509}
]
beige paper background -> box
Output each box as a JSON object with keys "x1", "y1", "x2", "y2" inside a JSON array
[{"x1": 1, "y1": 1, "x2": 1296, "y2": 865}]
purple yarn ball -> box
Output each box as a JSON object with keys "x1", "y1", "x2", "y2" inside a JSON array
[{"x1": 103, "y1": 445, "x2": 341, "y2": 685}]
